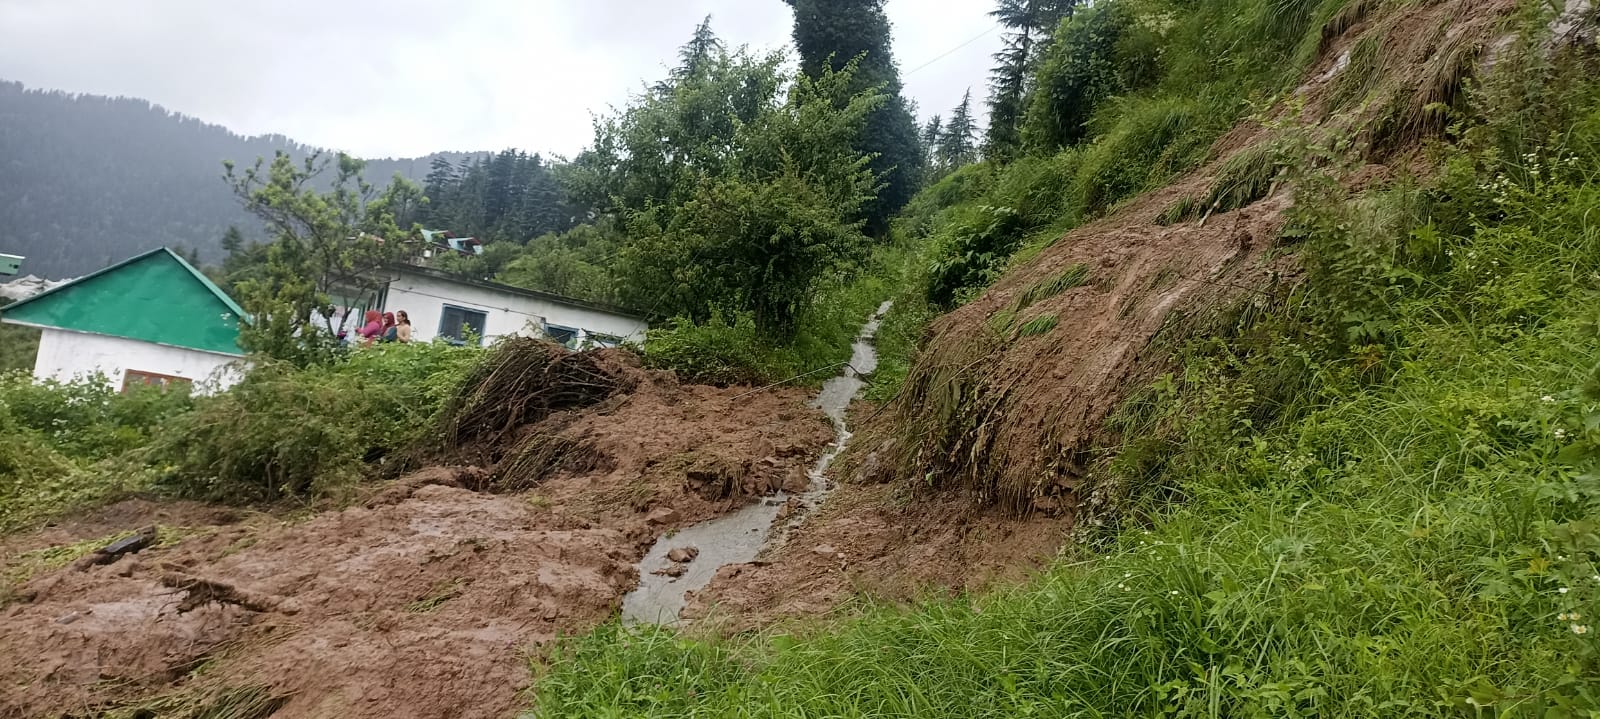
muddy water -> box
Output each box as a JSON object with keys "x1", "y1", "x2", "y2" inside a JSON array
[{"x1": 621, "y1": 301, "x2": 892, "y2": 625}]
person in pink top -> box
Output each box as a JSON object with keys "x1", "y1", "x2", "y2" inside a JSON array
[{"x1": 358, "y1": 309, "x2": 384, "y2": 345}]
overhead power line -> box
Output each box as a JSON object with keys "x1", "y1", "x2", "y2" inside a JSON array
[{"x1": 903, "y1": 23, "x2": 1003, "y2": 76}]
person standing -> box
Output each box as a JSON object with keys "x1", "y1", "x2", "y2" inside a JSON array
[
  {"x1": 381, "y1": 312, "x2": 398, "y2": 343},
  {"x1": 394, "y1": 310, "x2": 413, "y2": 343},
  {"x1": 358, "y1": 310, "x2": 384, "y2": 345}
]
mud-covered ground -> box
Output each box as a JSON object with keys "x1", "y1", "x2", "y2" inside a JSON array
[
  {"x1": 683, "y1": 479, "x2": 1073, "y2": 631},
  {"x1": 0, "y1": 368, "x2": 831, "y2": 719}
]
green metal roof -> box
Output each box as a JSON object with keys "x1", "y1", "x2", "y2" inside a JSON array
[{"x1": 0, "y1": 248, "x2": 246, "y2": 356}]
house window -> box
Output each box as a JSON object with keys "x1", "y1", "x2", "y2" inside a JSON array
[
  {"x1": 545, "y1": 324, "x2": 578, "y2": 348},
  {"x1": 123, "y1": 370, "x2": 191, "y2": 393},
  {"x1": 438, "y1": 305, "x2": 488, "y2": 345},
  {"x1": 587, "y1": 332, "x2": 625, "y2": 349}
]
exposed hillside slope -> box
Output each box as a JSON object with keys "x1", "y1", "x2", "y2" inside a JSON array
[
  {"x1": 0, "y1": 81, "x2": 481, "y2": 278},
  {"x1": 894, "y1": 0, "x2": 1519, "y2": 512}
]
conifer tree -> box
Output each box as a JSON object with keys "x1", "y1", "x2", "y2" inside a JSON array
[
  {"x1": 784, "y1": 0, "x2": 924, "y2": 235},
  {"x1": 984, "y1": 0, "x2": 1078, "y2": 159},
  {"x1": 922, "y1": 114, "x2": 944, "y2": 170},
  {"x1": 939, "y1": 90, "x2": 978, "y2": 169}
]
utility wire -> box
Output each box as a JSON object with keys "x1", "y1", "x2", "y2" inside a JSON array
[{"x1": 903, "y1": 23, "x2": 1002, "y2": 76}]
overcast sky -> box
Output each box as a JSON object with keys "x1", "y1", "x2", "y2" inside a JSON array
[{"x1": 0, "y1": 0, "x2": 1001, "y2": 159}]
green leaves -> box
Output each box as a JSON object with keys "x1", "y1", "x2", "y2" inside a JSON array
[
  {"x1": 225, "y1": 151, "x2": 416, "y2": 367},
  {"x1": 576, "y1": 37, "x2": 881, "y2": 340}
]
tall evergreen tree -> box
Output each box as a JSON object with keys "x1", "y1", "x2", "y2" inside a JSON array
[
  {"x1": 984, "y1": 0, "x2": 1079, "y2": 159},
  {"x1": 676, "y1": 15, "x2": 724, "y2": 81},
  {"x1": 784, "y1": 0, "x2": 924, "y2": 236},
  {"x1": 921, "y1": 114, "x2": 945, "y2": 170},
  {"x1": 939, "y1": 90, "x2": 978, "y2": 169}
]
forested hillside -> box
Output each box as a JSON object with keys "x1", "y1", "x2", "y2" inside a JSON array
[{"x1": 0, "y1": 81, "x2": 550, "y2": 278}]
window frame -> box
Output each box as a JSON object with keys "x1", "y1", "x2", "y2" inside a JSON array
[
  {"x1": 122, "y1": 369, "x2": 192, "y2": 393},
  {"x1": 437, "y1": 304, "x2": 490, "y2": 345}
]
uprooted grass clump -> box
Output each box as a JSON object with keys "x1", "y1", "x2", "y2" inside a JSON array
[{"x1": 442, "y1": 337, "x2": 629, "y2": 452}]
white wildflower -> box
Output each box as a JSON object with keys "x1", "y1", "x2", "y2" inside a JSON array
[
  {"x1": 1560, "y1": 587, "x2": 1571, "y2": 594},
  {"x1": 1555, "y1": 428, "x2": 1569, "y2": 440},
  {"x1": 1542, "y1": 395, "x2": 1556, "y2": 403},
  {"x1": 1572, "y1": 624, "x2": 1591, "y2": 635}
]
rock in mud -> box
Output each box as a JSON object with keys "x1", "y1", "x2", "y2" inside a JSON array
[
  {"x1": 667, "y1": 547, "x2": 699, "y2": 563},
  {"x1": 781, "y1": 467, "x2": 811, "y2": 493},
  {"x1": 652, "y1": 563, "x2": 687, "y2": 578},
  {"x1": 684, "y1": 454, "x2": 748, "y2": 500},
  {"x1": 856, "y1": 440, "x2": 898, "y2": 484},
  {"x1": 811, "y1": 544, "x2": 837, "y2": 557},
  {"x1": 645, "y1": 507, "x2": 681, "y2": 525}
]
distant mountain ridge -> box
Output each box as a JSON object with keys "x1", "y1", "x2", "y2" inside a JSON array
[{"x1": 0, "y1": 80, "x2": 487, "y2": 278}]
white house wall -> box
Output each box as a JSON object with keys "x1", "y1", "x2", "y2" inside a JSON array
[
  {"x1": 382, "y1": 272, "x2": 648, "y2": 345},
  {"x1": 32, "y1": 328, "x2": 246, "y2": 393}
]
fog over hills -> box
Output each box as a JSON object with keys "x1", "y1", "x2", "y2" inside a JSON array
[{"x1": 0, "y1": 80, "x2": 487, "y2": 278}]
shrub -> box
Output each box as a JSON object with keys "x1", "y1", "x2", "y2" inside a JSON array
[
  {"x1": 642, "y1": 312, "x2": 792, "y2": 386},
  {"x1": 0, "y1": 371, "x2": 192, "y2": 462},
  {"x1": 149, "y1": 341, "x2": 479, "y2": 503}
]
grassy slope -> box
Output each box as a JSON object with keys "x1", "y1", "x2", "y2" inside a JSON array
[{"x1": 527, "y1": 3, "x2": 1600, "y2": 718}]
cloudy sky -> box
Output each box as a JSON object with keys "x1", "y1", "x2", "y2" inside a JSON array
[{"x1": 0, "y1": 0, "x2": 1001, "y2": 159}]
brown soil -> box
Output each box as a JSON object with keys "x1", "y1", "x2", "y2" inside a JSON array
[
  {"x1": 682, "y1": 480, "x2": 1073, "y2": 632},
  {"x1": 888, "y1": 0, "x2": 1520, "y2": 513},
  {"x1": 0, "y1": 365, "x2": 831, "y2": 719}
]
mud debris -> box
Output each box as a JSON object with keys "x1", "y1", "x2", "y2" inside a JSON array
[{"x1": 0, "y1": 358, "x2": 832, "y2": 719}]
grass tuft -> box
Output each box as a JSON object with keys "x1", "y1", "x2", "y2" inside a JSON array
[{"x1": 1016, "y1": 313, "x2": 1061, "y2": 338}]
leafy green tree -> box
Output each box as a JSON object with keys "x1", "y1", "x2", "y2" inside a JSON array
[
  {"x1": 497, "y1": 223, "x2": 622, "y2": 304},
  {"x1": 572, "y1": 23, "x2": 881, "y2": 336},
  {"x1": 1022, "y1": 2, "x2": 1136, "y2": 151},
  {"x1": 939, "y1": 90, "x2": 979, "y2": 169},
  {"x1": 224, "y1": 151, "x2": 418, "y2": 365},
  {"x1": 784, "y1": 0, "x2": 924, "y2": 235}
]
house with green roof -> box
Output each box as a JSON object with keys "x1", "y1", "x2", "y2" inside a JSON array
[{"x1": 0, "y1": 247, "x2": 248, "y2": 393}]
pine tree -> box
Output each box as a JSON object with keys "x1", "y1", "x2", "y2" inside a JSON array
[
  {"x1": 219, "y1": 225, "x2": 244, "y2": 255},
  {"x1": 984, "y1": 0, "x2": 1079, "y2": 159},
  {"x1": 676, "y1": 15, "x2": 724, "y2": 82},
  {"x1": 922, "y1": 114, "x2": 945, "y2": 170},
  {"x1": 784, "y1": 0, "x2": 925, "y2": 235},
  {"x1": 939, "y1": 90, "x2": 977, "y2": 169}
]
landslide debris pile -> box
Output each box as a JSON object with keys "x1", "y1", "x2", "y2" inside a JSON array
[
  {"x1": 443, "y1": 338, "x2": 632, "y2": 450},
  {"x1": 891, "y1": 0, "x2": 1521, "y2": 513},
  {"x1": 0, "y1": 342, "x2": 833, "y2": 718}
]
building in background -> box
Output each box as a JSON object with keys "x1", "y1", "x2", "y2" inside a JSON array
[
  {"x1": 373, "y1": 264, "x2": 647, "y2": 347},
  {"x1": 0, "y1": 247, "x2": 246, "y2": 393}
]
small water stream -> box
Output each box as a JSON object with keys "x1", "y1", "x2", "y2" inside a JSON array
[{"x1": 620, "y1": 301, "x2": 892, "y2": 626}]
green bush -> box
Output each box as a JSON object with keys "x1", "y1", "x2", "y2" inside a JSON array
[
  {"x1": 0, "y1": 371, "x2": 193, "y2": 462},
  {"x1": 149, "y1": 341, "x2": 480, "y2": 502},
  {"x1": 0, "y1": 374, "x2": 189, "y2": 531},
  {"x1": 642, "y1": 312, "x2": 793, "y2": 386}
]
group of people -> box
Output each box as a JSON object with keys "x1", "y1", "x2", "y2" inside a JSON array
[{"x1": 358, "y1": 309, "x2": 412, "y2": 345}]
